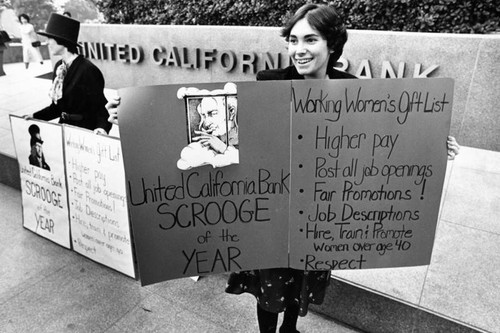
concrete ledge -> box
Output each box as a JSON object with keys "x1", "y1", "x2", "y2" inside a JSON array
[
  {"x1": 311, "y1": 277, "x2": 485, "y2": 333},
  {"x1": 78, "y1": 25, "x2": 500, "y2": 152},
  {"x1": 2, "y1": 42, "x2": 50, "y2": 63}
]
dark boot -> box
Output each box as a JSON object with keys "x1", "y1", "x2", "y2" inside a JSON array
[{"x1": 257, "y1": 303, "x2": 279, "y2": 333}]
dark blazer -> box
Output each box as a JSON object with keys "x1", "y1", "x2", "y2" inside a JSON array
[
  {"x1": 256, "y1": 65, "x2": 357, "y2": 81},
  {"x1": 34, "y1": 55, "x2": 112, "y2": 133},
  {"x1": 29, "y1": 154, "x2": 50, "y2": 170}
]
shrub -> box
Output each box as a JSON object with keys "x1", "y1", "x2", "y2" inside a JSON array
[
  {"x1": 330, "y1": 0, "x2": 500, "y2": 33},
  {"x1": 94, "y1": 0, "x2": 500, "y2": 34}
]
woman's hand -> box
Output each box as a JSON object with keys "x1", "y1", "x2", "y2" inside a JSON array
[
  {"x1": 192, "y1": 130, "x2": 227, "y2": 154},
  {"x1": 447, "y1": 136, "x2": 460, "y2": 160},
  {"x1": 106, "y1": 96, "x2": 120, "y2": 125}
]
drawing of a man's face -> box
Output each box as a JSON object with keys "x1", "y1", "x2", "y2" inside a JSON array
[
  {"x1": 32, "y1": 141, "x2": 43, "y2": 158},
  {"x1": 197, "y1": 97, "x2": 227, "y2": 137}
]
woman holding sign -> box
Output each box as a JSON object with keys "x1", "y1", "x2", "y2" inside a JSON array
[
  {"x1": 105, "y1": 3, "x2": 460, "y2": 332},
  {"x1": 224, "y1": 4, "x2": 459, "y2": 333},
  {"x1": 224, "y1": 5, "x2": 356, "y2": 332}
]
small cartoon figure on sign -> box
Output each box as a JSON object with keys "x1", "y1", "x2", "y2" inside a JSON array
[
  {"x1": 176, "y1": 83, "x2": 238, "y2": 170},
  {"x1": 28, "y1": 124, "x2": 50, "y2": 170}
]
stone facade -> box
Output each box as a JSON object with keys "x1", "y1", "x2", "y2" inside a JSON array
[
  {"x1": 78, "y1": 24, "x2": 500, "y2": 152},
  {"x1": 4, "y1": 23, "x2": 497, "y2": 151}
]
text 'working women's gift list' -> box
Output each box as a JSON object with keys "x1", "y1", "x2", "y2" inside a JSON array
[{"x1": 288, "y1": 78, "x2": 453, "y2": 271}]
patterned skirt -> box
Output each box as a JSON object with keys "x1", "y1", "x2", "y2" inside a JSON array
[{"x1": 225, "y1": 268, "x2": 330, "y2": 316}]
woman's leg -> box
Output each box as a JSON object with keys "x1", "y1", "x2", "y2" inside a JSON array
[
  {"x1": 279, "y1": 303, "x2": 300, "y2": 333},
  {"x1": 34, "y1": 47, "x2": 43, "y2": 64},
  {"x1": 23, "y1": 46, "x2": 30, "y2": 69},
  {"x1": 257, "y1": 303, "x2": 278, "y2": 333}
]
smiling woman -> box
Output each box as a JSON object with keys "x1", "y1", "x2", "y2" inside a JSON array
[
  {"x1": 281, "y1": 3, "x2": 349, "y2": 79},
  {"x1": 224, "y1": 4, "x2": 357, "y2": 333},
  {"x1": 287, "y1": 19, "x2": 331, "y2": 79},
  {"x1": 223, "y1": 4, "x2": 460, "y2": 332}
]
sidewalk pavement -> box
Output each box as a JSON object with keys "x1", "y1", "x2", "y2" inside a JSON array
[
  {"x1": 1, "y1": 61, "x2": 500, "y2": 332},
  {"x1": 0, "y1": 182, "x2": 363, "y2": 333}
]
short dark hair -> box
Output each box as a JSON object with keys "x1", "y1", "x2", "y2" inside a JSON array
[
  {"x1": 281, "y1": 4, "x2": 348, "y2": 66},
  {"x1": 54, "y1": 37, "x2": 79, "y2": 54},
  {"x1": 18, "y1": 14, "x2": 30, "y2": 23}
]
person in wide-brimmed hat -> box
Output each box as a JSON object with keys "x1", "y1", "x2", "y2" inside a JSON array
[{"x1": 25, "y1": 13, "x2": 111, "y2": 135}]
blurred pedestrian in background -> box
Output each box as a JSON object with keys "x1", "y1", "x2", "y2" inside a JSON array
[{"x1": 18, "y1": 14, "x2": 43, "y2": 69}]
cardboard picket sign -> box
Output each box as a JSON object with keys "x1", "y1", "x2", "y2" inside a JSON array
[
  {"x1": 117, "y1": 78, "x2": 453, "y2": 286},
  {"x1": 10, "y1": 116, "x2": 136, "y2": 278},
  {"x1": 118, "y1": 81, "x2": 291, "y2": 285},
  {"x1": 10, "y1": 116, "x2": 71, "y2": 248},
  {"x1": 64, "y1": 125, "x2": 135, "y2": 278},
  {"x1": 288, "y1": 78, "x2": 453, "y2": 270}
]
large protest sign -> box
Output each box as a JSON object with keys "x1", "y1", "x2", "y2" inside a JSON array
[
  {"x1": 64, "y1": 125, "x2": 135, "y2": 278},
  {"x1": 117, "y1": 78, "x2": 453, "y2": 286},
  {"x1": 10, "y1": 116, "x2": 71, "y2": 248},
  {"x1": 118, "y1": 82, "x2": 291, "y2": 285},
  {"x1": 288, "y1": 79, "x2": 453, "y2": 270}
]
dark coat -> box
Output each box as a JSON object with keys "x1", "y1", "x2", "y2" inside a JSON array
[
  {"x1": 29, "y1": 154, "x2": 50, "y2": 170},
  {"x1": 33, "y1": 55, "x2": 112, "y2": 133},
  {"x1": 256, "y1": 64, "x2": 357, "y2": 81},
  {"x1": 225, "y1": 65, "x2": 357, "y2": 317}
]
